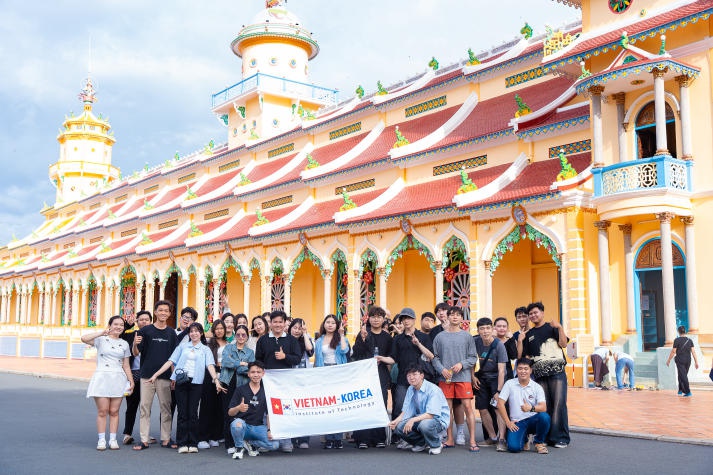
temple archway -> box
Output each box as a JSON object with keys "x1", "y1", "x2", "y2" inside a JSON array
[
  {"x1": 221, "y1": 256, "x2": 244, "y2": 315},
  {"x1": 290, "y1": 250, "x2": 325, "y2": 330},
  {"x1": 442, "y1": 236, "x2": 470, "y2": 321},
  {"x1": 385, "y1": 235, "x2": 436, "y2": 316}
]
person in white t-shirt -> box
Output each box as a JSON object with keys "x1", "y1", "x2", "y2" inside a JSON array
[{"x1": 496, "y1": 358, "x2": 551, "y2": 454}]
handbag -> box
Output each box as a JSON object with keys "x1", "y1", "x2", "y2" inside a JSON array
[{"x1": 174, "y1": 368, "x2": 190, "y2": 385}]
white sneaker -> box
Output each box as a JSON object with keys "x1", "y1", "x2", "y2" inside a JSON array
[
  {"x1": 177, "y1": 446, "x2": 189, "y2": 454},
  {"x1": 396, "y1": 440, "x2": 412, "y2": 450},
  {"x1": 554, "y1": 442, "x2": 568, "y2": 448},
  {"x1": 209, "y1": 440, "x2": 220, "y2": 447},
  {"x1": 227, "y1": 447, "x2": 236, "y2": 454},
  {"x1": 455, "y1": 431, "x2": 466, "y2": 446},
  {"x1": 97, "y1": 439, "x2": 107, "y2": 451},
  {"x1": 280, "y1": 442, "x2": 293, "y2": 453},
  {"x1": 244, "y1": 441, "x2": 259, "y2": 457},
  {"x1": 232, "y1": 448, "x2": 245, "y2": 460},
  {"x1": 429, "y1": 445, "x2": 443, "y2": 455},
  {"x1": 197, "y1": 441, "x2": 210, "y2": 449},
  {"x1": 109, "y1": 439, "x2": 120, "y2": 450},
  {"x1": 411, "y1": 445, "x2": 427, "y2": 452},
  {"x1": 188, "y1": 446, "x2": 198, "y2": 453}
]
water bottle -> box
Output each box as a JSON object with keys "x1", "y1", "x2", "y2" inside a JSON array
[{"x1": 374, "y1": 346, "x2": 379, "y2": 357}]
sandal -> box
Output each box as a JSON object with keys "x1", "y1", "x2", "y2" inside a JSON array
[
  {"x1": 133, "y1": 443, "x2": 150, "y2": 451},
  {"x1": 469, "y1": 445, "x2": 480, "y2": 453},
  {"x1": 161, "y1": 440, "x2": 178, "y2": 449},
  {"x1": 442, "y1": 444, "x2": 455, "y2": 448},
  {"x1": 123, "y1": 435, "x2": 134, "y2": 445},
  {"x1": 535, "y1": 443, "x2": 549, "y2": 454}
]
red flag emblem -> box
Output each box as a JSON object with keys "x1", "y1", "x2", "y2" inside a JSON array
[{"x1": 271, "y1": 398, "x2": 283, "y2": 415}]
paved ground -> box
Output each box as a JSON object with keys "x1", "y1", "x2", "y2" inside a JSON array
[
  {"x1": 1, "y1": 372, "x2": 712, "y2": 475},
  {"x1": 1, "y1": 356, "x2": 710, "y2": 446}
]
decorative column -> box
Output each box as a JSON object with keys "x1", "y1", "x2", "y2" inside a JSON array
[
  {"x1": 322, "y1": 270, "x2": 333, "y2": 316},
  {"x1": 558, "y1": 253, "x2": 569, "y2": 334},
  {"x1": 63, "y1": 287, "x2": 71, "y2": 325},
  {"x1": 80, "y1": 283, "x2": 88, "y2": 326},
  {"x1": 675, "y1": 75, "x2": 693, "y2": 159},
  {"x1": 197, "y1": 279, "x2": 206, "y2": 325},
  {"x1": 483, "y1": 261, "x2": 493, "y2": 318},
  {"x1": 181, "y1": 280, "x2": 189, "y2": 313},
  {"x1": 653, "y1": 68, "x2": 669, "y2": 155},
  {"x1": 594, "y1": 220, "x2": 612, "y2": 344},
  {"x1": 589, "y1": 85, "x2": 606, "y2": 166},
  {"x1": 656, "y1": 212, "x2": 677, "y2": 345},
  {"x1": 15, "y1": 287, "x2": 22, "y2": 323},
  {"x1": 135, "y1": 280, "x2": 143, "y2": 311},
  {"x1": 71, "y1": 286, "x2": 80, "y2": 326},
  {"x1": 681, "y1": 217, "x2": 698, "y2": 333},
  {"x1": 242, "y1": 275, "x2": 251, "y2": 318},
  {"x1": 350, "y1": 270, "x2": 361, "y2": 328},
  {"x1": 619, "y1": 224, "x2": 636, "y2": 333},
  {"x1": 50, "y1": 288, "x2": 58, "y2": 325},
  {"x1": 212, "y1": 277, "x2": 220, "y2": 321},
  {"x1": 377, "y1": 267, "x2": 387, "y2": 309},
  {"x1": 159, "y1": 281, "x2": 166, "y2": 300},
  {"x1": 95, "y1": 283, "x2": 103, "y2": 327},
  {"x1": 145, "y1": 282, "x2": 155, "y2": 314},
  {"x1": 113, "y1": 284, "x2": 120, "y2": 319},
  {"x1": 283, "y1": 276, "x2": 292, "y2": 316},
  {"x1": 612, "y1": 92, "x2": 627, "y2": 162},
  {"x1": 434, "y1": 261, "x2": 444, "y2": 305},
  {"x1": 21, "y1": 287, "x2": 29, "y2": 324},
  {"x1": 263, "y1": 275, "x2": 272, "y2": 313}
]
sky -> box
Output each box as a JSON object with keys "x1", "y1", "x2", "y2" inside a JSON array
[{"x1": 0, "y1": 0, "x2": 579, "y2": 247}]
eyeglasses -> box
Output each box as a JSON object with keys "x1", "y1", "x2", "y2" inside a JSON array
[{"x1": 235, "y1": 333, "x2": 248, "y2": 339}]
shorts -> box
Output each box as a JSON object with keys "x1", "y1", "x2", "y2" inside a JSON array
[
  {"x1": 438, "y1": 381, "x2": 473, "y2": 399},
  {"x1": 474, "y1": 376, "x2": 499, "y2": 410}
]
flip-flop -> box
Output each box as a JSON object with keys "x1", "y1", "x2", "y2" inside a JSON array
[
  {"x1": 161, "y1": 440, "x2": 178, "y2": 449},
  {"x1": 149, "y1": 437, "x2": 158, "y2": 444},
  {"x1": 133, "y1": 443, "x2": 150, "y2": 451},
  {"x1": 442, "y1": 444, "x2": 455, "y2": 448},
  {"x1": 469, "y1": 445, "x2": 480, "y2": 453}
]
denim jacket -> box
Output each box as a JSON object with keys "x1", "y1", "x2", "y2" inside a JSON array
[
  {"x1": 220, "y1": 344, "x2": 255, "y2": 386},
  {"x1": 169, "y1": 342, "x2": 215, "y2": 384},
  {"x1": 313, "y1": 336, "x2": 350, "y2": 367}
]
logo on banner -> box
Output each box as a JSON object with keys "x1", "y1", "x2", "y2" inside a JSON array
[
  {"x1": 271, "y1": 397, "x2": 293, "y2": 415},
  {"x1": 271, "y1": 388, "x2": 374, "y2": 416}
]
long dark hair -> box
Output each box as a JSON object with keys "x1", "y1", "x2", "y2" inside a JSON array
[
  {"x1": 318, "y1": 314, "x2": 341, "y2": 350},
  {"x1": 289, "y1": 318, "x2": 308, "y2": 353},
  {"x1": 208, "y1": 319, "x2": 227, "y2": 360},
  {"x1": 251, "y1": 315, "x2": 269, "y2": 338},
  {"x1": 187, "y1": 322, "x2": 207, "y2": 345}
]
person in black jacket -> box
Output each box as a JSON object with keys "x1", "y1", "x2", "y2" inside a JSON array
[{"x1": 120, "y1": 310, "x2": 152, "y2": 445}]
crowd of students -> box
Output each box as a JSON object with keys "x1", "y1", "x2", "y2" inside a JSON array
[{"x1": 84, "y1": 299, "x2": 571, "y2": 457}]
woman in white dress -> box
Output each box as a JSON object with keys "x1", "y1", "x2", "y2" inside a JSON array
[{"x1": 82, "y1": 315, "x2": 134, "y2": 450}]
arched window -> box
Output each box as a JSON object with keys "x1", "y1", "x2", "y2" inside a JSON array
[{"x1": 635, "y1": 101, "x2": 676, "y2": 159}]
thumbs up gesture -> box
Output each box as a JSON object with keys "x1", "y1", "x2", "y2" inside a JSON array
[{"x1": 275, "y1": 345, "x2": 286, "y2": 360}]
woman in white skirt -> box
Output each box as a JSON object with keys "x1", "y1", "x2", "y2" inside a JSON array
[{"x1": 82, "y1": 315, "x2": 134, "y2": 450}]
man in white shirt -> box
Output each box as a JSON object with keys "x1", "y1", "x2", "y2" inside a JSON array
[
  {"x1": 496, "y1": 358, "x2": 551, "y2": 454},
  {"x1": 612, "y1": 350, "x2": 635, "y2": 390}
]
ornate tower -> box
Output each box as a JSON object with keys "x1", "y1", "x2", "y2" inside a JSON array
[
  {"x1": 212, "y1": 0, "x2": 338, "y2": 148},
  {"x1": 50, "y1": 77, "x2": 120, "y2": 205}
]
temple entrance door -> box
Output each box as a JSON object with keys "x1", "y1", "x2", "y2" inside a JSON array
[
  {"x1": 164, "y1": 272, "x2": 179, "y2": 328},
  {"x1": 634, "y1": 239, "x2": 687, "y2": 351},
  {"x1": 386, "y1": 248, "x2": 435, "y2": 320},
  {"x1": 291, "y1": 259, "x2": 324, "y2": 331}
]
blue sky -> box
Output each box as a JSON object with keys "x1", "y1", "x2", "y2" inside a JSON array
[{"x1": 0, "y1": 0, "x2": 578, "y2": 246}]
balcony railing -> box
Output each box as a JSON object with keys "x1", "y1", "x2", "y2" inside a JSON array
[
  {"x1": 211, "y1": 73, "x2": 339, "y2": 108},
  {"x1": 592, "y1": 155, "x2": 692, "y2": 197}
]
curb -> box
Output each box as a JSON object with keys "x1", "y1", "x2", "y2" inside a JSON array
[
  {"x1": 570, "y1": 425, "x2": 713, "y2": 446},
  {"x1": 0, "y1": 369, "x2": 91, "y2": 383}
]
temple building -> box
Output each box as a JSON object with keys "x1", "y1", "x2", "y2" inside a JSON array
[{"x1": 1, "y1": 0, "x2": 711, "y2": 387}]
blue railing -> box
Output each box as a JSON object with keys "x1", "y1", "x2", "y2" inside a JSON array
[
  {"x1": 211, "y1": 73, "x2": 339, "y2": 108},
  {"x1": 592, "y1": 155, "x2": 692, "y2": 197}
]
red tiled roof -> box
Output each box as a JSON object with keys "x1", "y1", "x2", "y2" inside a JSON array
[
  {"x1": 151, "y1": 183, "x2": 194, "y2": 209},
  {"x1": 309, "y1": 132, "x2": 370, "y2": 168},
  {"x1": 242, "y1": 153, "x2": 297, "y2": 183},
  {"x1": 196, "y1": 170, "x2": 241, "y2": 195},
  {"x1": 517, "y1": 103, "x2": 589, "y2": 133},
  {"x1": 196, "y1": 217, "x2": 231, "y2": 235}
]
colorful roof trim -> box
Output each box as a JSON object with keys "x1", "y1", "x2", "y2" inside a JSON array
[{"x1": 575, "y1": 58, "x2": 701, "y2": 94}]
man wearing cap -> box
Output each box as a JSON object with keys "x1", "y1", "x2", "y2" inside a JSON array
[{"x1": 379, "y1": 307, "x2": 434, "y2": 445}]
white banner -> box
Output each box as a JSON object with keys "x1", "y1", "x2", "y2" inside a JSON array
[{"x1": 262, "y1": 358, "x2": 389, "y2": 439}]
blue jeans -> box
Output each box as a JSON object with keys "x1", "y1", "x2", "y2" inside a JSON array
[
  {"x1": 615, "y1": 358, "x2": 635, "y2": 389},
  {"x1": 506, "y1": 412, "x2": 551, "y2": 452},
  {"x1": 535, "y1": 371, "x2": 569, "y2": 445},
  {"x1": 229, "y1": 419, "x2": 279, "y2": 451},
  {"x1": 395, "y1": 418, "x2": 443, "y2": 449}
]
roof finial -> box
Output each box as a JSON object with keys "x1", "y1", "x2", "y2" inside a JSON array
[
  {"x1": 266, "y1": 0, "x2": 284, "y2": 8},
  {"x1": 78, "y1": 37, "x2": 96, "y2": 105}
]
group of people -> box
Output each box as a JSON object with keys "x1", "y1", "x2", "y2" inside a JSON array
[{"x1": 84, "y1": 299, "x2": 572, "y2": 458}]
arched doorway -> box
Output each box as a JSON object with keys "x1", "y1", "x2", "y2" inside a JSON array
[
  {"x1": 385, "y1": 235, "x2": 436, "y2": 317},
  {"x1": 442, "y1": 236, "x2": 470, "y2": 321},
  {"x1": 635, "y1": 239, "x2": 687, "y2": 351},
  {"x1": 635, "y1": 101, "x2": 677, "y2": 158},
  {"x1": 290, "y1": 251, "x2": 325, "y2": 331}
]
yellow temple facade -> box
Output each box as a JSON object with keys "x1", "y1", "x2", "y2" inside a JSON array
[{"x1": 1, "y1": 0, "x2": 711, "y2": 387}]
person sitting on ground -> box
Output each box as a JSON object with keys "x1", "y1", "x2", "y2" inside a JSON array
[
  {"x1": 228, "y1": 361, "x2": 279, "y2": 459},
  {"x1": 495, "y1": 358, "x2": 551, "y2": 454},
  {"x1": 388, "y1": 363, "x2": 450, "y2": 455}
]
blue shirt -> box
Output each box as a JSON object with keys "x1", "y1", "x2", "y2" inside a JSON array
[
  {"x1": 313, "y1": 336, "x2": 350, "y2": 367},
  {"x1": 168, "y1": 342, "x2": 215, "y2": 384},
  {"x1": 401, "y1": 379, "x2": 450, "y2": 430}
]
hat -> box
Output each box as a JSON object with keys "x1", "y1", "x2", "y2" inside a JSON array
[{"x1": 396, "y1": 307, "x2": 416, "y2": 319}]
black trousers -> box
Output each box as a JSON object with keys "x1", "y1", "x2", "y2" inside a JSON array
[
  {"x1": 220, "y1": 373, "x2": 237, "y2": 447},
  {"x1": 198, "y1": 369, "x2": 223, "y2": 441},
  {"x1": 675, "y1": 359, "x2": 691, "y2": 394},
  {"x1": 122, "y1": 370, "x2": 141, "y2": 436},
  {"x1": 175, "y1": 381, "x2": 202, "y2": 447}
]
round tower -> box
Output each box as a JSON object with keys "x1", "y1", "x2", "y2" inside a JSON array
[{"x1": 50, "y1": 77, "x2": 120, "y2": 204}]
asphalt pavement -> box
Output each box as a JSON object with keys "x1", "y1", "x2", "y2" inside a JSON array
[{"x1": 0, "y1": 373, "x2": 710, "y2": 475}]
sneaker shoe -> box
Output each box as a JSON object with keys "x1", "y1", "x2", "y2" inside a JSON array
[
  {"x1": 97, "y1": 439, "x2": 107, "y2": 451},
  {"x1": 334, "y1": 440, "x2": 343, "y2": 449},
  {"x1": 677, "y1": 390, "x2": 684, "y2": 396},
  {"x1": 232, "y1": 448, "x2": 245, "y2": 460},
  {"x1": 109, "y1": 439, "x2": 120, "y2": 450},
  {"x1": 227, "y1": 447, "x2": 236, "y2": 455},
  {"x1": 455, "y1": 431, "x2": 466, "y2": 446},
  {"x1": 281, "y1": 442, "x2": 294, "y2": 453},
  {"x1": 358, "y1": 442, "x2": 368, "y2": 449},
  {"x1": 209, "y1": 440, "x2": 220, "y2": 447},
  {"x1": 411, "y1": 445, "x2": 427, "y2": 453},
  {"x1": 299, "y1": 442, "x2": 309, "y2": 449},
  {"x1": 684, "y1": 393, "x2": 693, "y2": 397},
  {"x1": 257, "y1": 447, "x2": 270, "y2": 453},
  {"x1": 482, "y1": 438, "x2": 498, "y2": 446},
  {"x1": 197, "y1": 441, "x2": 210, "y2": 449},
  {"x1": 496, "y1": 439, "x2": 507, "y2": 452},
  {"x1": 375, "y1": 442, "x2": 386, "y2": 449},
  {"x1": 396, "y1": 440, "x2": 412, "y2": 450},
  {"x1": 243, "y1": 441, "x2": 259, "y2": 457},
  {"x1": 554, "y1": 442, "x2": 568, "y2": 448},
  {"x1": 178, "y1": 446, "x2": 189, "y2": 454},
  {"x1": 429, "y1": 445, "x2": 442, "y2": 455},
  {"x1": 188, "y1": 446, "x2": 198, "y2": 453},
  {"x1": 323, "y1": 440, "x2": 334, "y2": 449}
]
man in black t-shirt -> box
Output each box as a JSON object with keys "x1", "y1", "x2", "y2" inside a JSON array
[
  {"x1": 352, "y1": 305, "x2": 393, "y2": 448},
  {"x1": 254, "y1": 311, "x2": 301, "y2": 370},
  {"x1": 228, "y1": 361, "x2": 278, "y2": 459}
]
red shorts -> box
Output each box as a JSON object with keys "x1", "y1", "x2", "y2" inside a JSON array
[{"x1": 438, "y1": 381, "x2": 474, "y2": 399}]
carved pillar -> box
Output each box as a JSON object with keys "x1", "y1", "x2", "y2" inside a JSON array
[
  {"x1": 675, "y1": 75, "x2": 693, "y2": 159},
  {"x1": 15, "y1": 287, "x2": 22, "y2": 323},
  {"x1": 377, "y1": 267, "x2": 387, "y2": 310},
  {"x1": 681, "y1": 217, "x2": 698, "y2": 333},
  {"x1": 145, "y1": 282, "x2": 155, "y2": 314},
  {"x1": 323, "y1": 270, "x2": 333, "y2": 316},
  {"x1": 263, "y1": 275, "x2": 272, "y2": 313},
  {"x1": 159, "y1": 281, "x2": 166, "y2": 300},
  {"x1": 434, "y1": 261, "x2": 444, "y2": 305},
  {"x1": 612, "y1": 92, "x2": 627, "y2": 163},
  {"x1": 242, "y1": 275, "x2": 251, "y2": 318},
  {"x1": 80, "y1": 284, "x2": 88, "y2": 326},
  {"x1": 50, "y1": 289, "x2": 57, "y2": 326},
  {"x1": 351, "y1": 270, "x2": 362, "y2": 327},
  {"x1": 136, "y1": 280, "x2": 143, "y2": 311},
  {"x1": 113, "y1": 284, "x2": 120, "y2": 320},
  {"x1": 484, "y1": 261, "x2": 493, "y2": 319},
  {"x1": 656, "y1": 212, "x2": 677, "y2": 345},
  {"x1": 197, "y1": 279, "x2": 207, "y2": 326},
  {"x1": 181, "y1": 280, "x2": 189, "y2": 313},
  {"x1": 95, "y1": 283, "x2": 103, "y2": 327},
  {"x1": 72, "y1": 286, "x2": 80, "y2": 326},
  {"x1": 590, "y1": 85, "x2": 605, "y2": 166},
  {"x1": 619, "y1": 224, "x2": 636, "y2": 333},
  {"x1": 594, "y1": 220, "x2": 612, "y2": 344},
  {"x1": 283, "y1": 276, "x2": 291, "y2": 316},
  {"x1": 212, "y1": 277, "x2": 220, "y2": 321},
  {"x1": 63, "y1": 287, "x2": 71, "y2": 325},
  {"x1": 653, "y1": 68, "x2": 669, "y2": 155},
  {"x1": 558, "y1": 252, "x2": 569, "y2": 334}
]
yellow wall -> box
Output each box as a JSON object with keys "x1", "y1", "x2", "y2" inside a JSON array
[
  {"x1": 386, "y1": 249, "x2": 435, "y2": 315},
  {"x1": 290, "y1": 259, "x2": 324, "y2": 330},
  {"x1": 226, "y1": 267, "x2": 244, "y2": 315}
]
